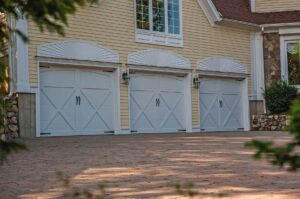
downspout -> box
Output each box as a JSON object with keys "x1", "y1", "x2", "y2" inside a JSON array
[{"x1": 7, "y1": 13, "x2": 16, "y2": 97}]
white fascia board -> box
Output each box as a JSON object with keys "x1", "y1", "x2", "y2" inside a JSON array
[
  {"x1": 279, "y1": 27, "x2": 300, "y2": 35},
  {"x1": 261, "y1": 22, "x2": 300, "y2": 29},
  {"x1": 197, "y1": 0, "x2": 222, "y2": 26}
]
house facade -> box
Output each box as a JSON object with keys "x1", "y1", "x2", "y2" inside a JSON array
[{"x1": 6, "y1": 0, "x2": 300, "y2": 137}]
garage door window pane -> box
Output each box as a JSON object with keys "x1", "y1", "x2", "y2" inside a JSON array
[{"x1": 287, "y1": 43, "x2": 300, "y2": 85}]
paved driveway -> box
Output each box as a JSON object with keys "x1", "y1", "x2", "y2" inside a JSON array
[{"x1": 0, "y1": 132, "x2": 299, "y2": 199}]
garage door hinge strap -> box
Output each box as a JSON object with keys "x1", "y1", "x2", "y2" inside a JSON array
[
  {"x1": 104, "y1": 131, "x2": 114, "y2": 134},
  {"x1": 40, "y1": 132, "x2": 51, "y2": 135}
]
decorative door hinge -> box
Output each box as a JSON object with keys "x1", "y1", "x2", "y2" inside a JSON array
[
  {"x1": 40, "y1": 132, "x2": 51, "y2": 135},
  {"x1": 104, "y1": 131, "x2": 114, "y2": 134}
]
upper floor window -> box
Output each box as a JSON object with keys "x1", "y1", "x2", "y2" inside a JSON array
[{"x1": 135, "y1": 0, "x2": 183, "y2": 47}]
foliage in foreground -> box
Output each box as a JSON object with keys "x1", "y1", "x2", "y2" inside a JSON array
[
  {"x1": 57, "y1": 171, "x2": 202, "y2": 199},
  {"x1": 0, "y1": 139, "x2": 27, "y2": 164},
  {"x1": 57, "y1": 171, "x2": 107, "y2": 199},
  {"x1": 246, "y1": 100, "x2": 300, "y2": 171},
  {"x1": 264, "y1": 81, "x2": 298, "y2": 114},
  {"x1": 0, "y1": 0, "x2": 99, "y2": 164}
]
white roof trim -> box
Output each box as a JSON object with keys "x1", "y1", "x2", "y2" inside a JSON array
[
  {"x1": 197, "y1": 0, "x2": 222, "y2": 26},
  {"x1": 128, "y1": 49, "x2": 191, "y2": 69},
  {"x1": 198, "y1": 56, "x2": 248, "y2": 74},
  {"x1": 37, "y1": 40, "x2": 120, "y2": 63}
]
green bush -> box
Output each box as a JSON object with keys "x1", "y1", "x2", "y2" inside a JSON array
[{"x1": 264, "y1": 81, "x2": 298, "y2": 114}]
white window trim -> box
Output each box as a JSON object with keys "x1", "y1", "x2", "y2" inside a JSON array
[
  {"x1": 280, "y1": 35, "x2": 300, "y2": 89},
  {"x1": 134, "y1": 0, "x2": 183, "y2": 47}
]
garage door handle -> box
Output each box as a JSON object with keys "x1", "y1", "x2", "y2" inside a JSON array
[
  {"x1": 156, "y1": 98, "x2": 159, "y2": 107},
  {"x1": 156, "y1": 98, "x2": 160, "y2": 107},
  {"x1": 219, "y1": 100, "x2": 223, "y2": 108},
  {"x1": 76, "y1": 96, "x2": 79, "y2": 105}
]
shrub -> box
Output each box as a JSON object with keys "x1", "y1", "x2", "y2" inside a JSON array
[{"x1": 264, "y1": 81, "x2": 298, "y2": 114}]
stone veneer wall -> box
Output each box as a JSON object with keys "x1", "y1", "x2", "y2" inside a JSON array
[
  {"x1": 1, "y1": 95, "x2": 19, "y2": 140},
  {"x1": 252, "y1": 115, "x2": 289, "y2": 131},
  {"x1": 263, "y1": 33, "x2": 282, "y2": 87}
]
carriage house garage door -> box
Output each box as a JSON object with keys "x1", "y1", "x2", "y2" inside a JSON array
[
  {"x1": 40, "y1": 67, "x2": 114, "y2": 136},
  {"x1": 130, "y1": 73, "x2": 186, "y2": 133},
  {"x1": 199, "y1": 78, "x2": 244, "y2": 132}
]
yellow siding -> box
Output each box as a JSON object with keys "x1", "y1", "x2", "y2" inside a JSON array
[
  {"x1": 255, "y1": 0, "x2": 300, "y2": 12},
  {"x1": 28, "y1": 0, "x2": 251, "y2": 129}
]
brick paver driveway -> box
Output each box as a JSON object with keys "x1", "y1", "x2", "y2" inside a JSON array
[{"x1": 1, "y1": 132, "x2": 299, "y2": 199}]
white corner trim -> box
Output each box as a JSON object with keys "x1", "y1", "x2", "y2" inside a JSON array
[
  {"x1": 280, "y1": 34, "x2": 300, "y2": 89},
  {"x1": 250, "y1": 32, "x2": 265, "y2": 100},
  {"x1": 198, "y1": 56, "x2": 248, "y2": 74},
  {"x1": 128, "y1": 49, "x2": 191, "y2": 69},
  {"x1": 37, "y1": 40, "x2": 120, "y2": 63},
  {"x1": 243, "y1": 78, "x2": 251, "y2": 131},
  {"x1": 197, "y1": 0, "x2": 222, "y2": 26},
  {"x1": 279, "y1": 27, "x2": 300, "y2": 35},
  {"x1": 250, "y1": 0, "x2": 256, "y2": 12},
  {"x1": 15, "y1": 17, "x2": 30, "y2": 93}
]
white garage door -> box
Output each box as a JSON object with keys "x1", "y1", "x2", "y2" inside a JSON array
[
  {"x1": 40, "y1": 67, "x2": 114, "y2": 136},
  {"x1": 130, "y1": 74, "x2": 186, "y2": 133},
  {"x1": 199, "y1": 78, "x2": 244, "y2": 132}
]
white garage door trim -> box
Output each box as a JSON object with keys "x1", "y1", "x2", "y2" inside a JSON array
[
  {"x1": 35, "y1": 40, "x2": 121, "y2": 137},
  {"x1": 38, "y1": 66, "x2": 120, "y2": 137},
  {"x1": 199, "y1": 77, "x2": 250, "y2": 132},
  {"x1": 129, "y1": 72, "x2": 192, "y2": 133},
  {"x1": 197, "y1": 56, "x2": 250, "y2": 132}
]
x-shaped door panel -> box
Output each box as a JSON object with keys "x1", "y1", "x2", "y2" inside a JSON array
[
  {"x1": 40, "y1": 86, "x2": 77, "y2": 134},
  {"x1": 130, "y1": 91, "x2": 157, "y2": 132},
  {"x1": 158, "y1": 91, "x2": 185, "y2": 131}
]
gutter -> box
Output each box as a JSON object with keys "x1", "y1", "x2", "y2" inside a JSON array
[
  {"x1": 7, "y1": 13, "x2": 16, "y2": 97},
  {"x1": 221, "y1": 18, "x2": 260, "y2": 28}
]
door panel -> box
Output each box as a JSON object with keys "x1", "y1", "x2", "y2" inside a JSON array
[
  {"x1": 78, "y1": 71, "x2": 114, "y2": 134},
  {"x1": 158, "y1": 76, "x2": 185, "y2": 132},
  {"x1": 40, "y1": 69, "x2": 78, "y2": 136},
  {"x1": 199, "y1": 79, "x2": 220, "y2": 131},
  {"x1": 130, "y1": 74, "x2": 186, "y2": 133},
  {"x1": 220, "y1": 80, "x2": 243, "y2": 130},
  {"x1": 40, "y1": 68, "x2": 114, "y2": 136},
  {"x1": 130, "y1": 75, "x2": 158, "y2": 132},
  {"x1": 199, "y1": 78, "x2": 244, "y2": 132}
]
